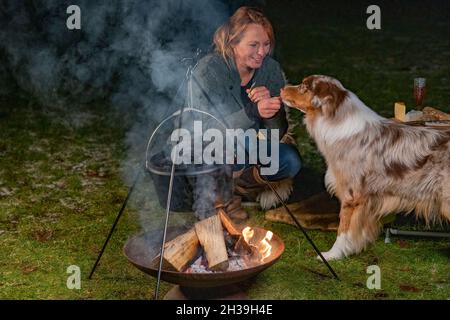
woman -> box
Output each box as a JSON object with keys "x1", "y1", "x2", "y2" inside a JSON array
[{"x1": 190, "y1": 7, "x2": 301, "y2": 218}]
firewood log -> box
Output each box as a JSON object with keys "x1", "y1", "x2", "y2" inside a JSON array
[
  {"x1": 234, "y1": 235, "x2": 253, "y2": 256},
  {"x1": 152, "y1": 228, "x2": 199, "y2": 272},
  {"x1": 218, "y1": 208, "x2": 242, "y2": 237},
  {"x1": 195, "y1": 215, "x2": 229, "y2": 271}
]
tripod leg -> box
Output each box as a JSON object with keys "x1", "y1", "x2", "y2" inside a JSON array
[
  {"x1": 260, "y1": 171, "x2": 339, "y2": 280},
  {"x1": 88, "y1": 170, "x2": 142, "y2": 279}
]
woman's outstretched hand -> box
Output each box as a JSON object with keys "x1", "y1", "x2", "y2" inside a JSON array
[
  {"x1": 246, "y1": 86, "x2": 281, "y2": 118},
  {"x1": 256, "y1": 96, "x2": 281, "y2": 118}
]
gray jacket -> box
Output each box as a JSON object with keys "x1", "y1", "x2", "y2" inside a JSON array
[{"x1": 189, "y1": 53, "x2": 288, "y2": 139}]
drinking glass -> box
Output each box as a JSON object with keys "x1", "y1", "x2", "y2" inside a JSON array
[{"x1": 413, "y1": 77, "x2": 426, "y2": 110}]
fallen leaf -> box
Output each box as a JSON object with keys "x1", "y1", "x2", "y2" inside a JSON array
[
  {"x1": 97, "y1": 170, "x2": 108, "y2": 178},
  {"x1": 399, "y1": 267, "x2": 412, "y2": 272},
  {"x1": 375, "y1": 292, "x2": 389, "y2": 299},
  {"x1": 397, "y1": 240, "x2": 411, "y2": 248},
  {"x1": 22, "y1": 265, "x2": 37, "y2": 274},
  {"x1": 31, "y1": 229, "x2": 54, "y2": 242},
  {"x1": 368, "y1": 257, "x2": 379, "y2": 265},
  {"x1": 399, "y1": 284, "x2": 421, "y2": 292},
  {"x1": 60, "y1": 197, "x2": 87, "y2": 213},
  {"x1": 55, "y1": 180, "x2": 66, "y2": 189},
  {"x1": 90, "y1": 245, "x2": 100, "y2": 255},
  {"x1": 0, "y1": 187, "x2": 13, "y2": 196},
  {"x1": 86, "y1": 169, "x2": 108, "y2": 178},
  {"x1": 351, "y1": 282, "x2": 366, "y2": 288},
  {"x1": 72, "y1": 163, "x2": 86, "y2": 171},
  {"x1": 86, "y1": 170, "x2": 99, "y2": 177}
]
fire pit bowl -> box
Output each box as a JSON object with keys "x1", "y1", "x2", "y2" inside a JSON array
[{"x1": 123, "y1": 226, "x2": 285, "y2": 288}]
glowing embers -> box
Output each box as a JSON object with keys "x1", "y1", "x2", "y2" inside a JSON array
[{"x1": 184, "y1": 225, "x2": 275, "y2": 273}]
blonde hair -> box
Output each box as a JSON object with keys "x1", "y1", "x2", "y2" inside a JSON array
[{"x1": 213, "y1": 7, "x2": 275, "y2": 64}]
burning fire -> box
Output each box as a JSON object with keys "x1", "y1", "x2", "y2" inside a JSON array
[
  {"x1": 241, "y1": 227, "x2": 273, "y2": 262},
  {"x1": 242, "y1": 226, "x2": 254, "y2": 243},
  {"x1": 259, "y1": 231, "x2": 273, "y2": 262}
]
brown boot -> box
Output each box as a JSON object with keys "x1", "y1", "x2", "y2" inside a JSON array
[
  {"x1": 234, "y1": 166, "x2": 294, "y2": 210},
  {"x1": 221, "y1": 196, "x2": 248, "y2": 222},
  {"x1": 233, "y1": 166, "x2": 267, "y2": 201}
]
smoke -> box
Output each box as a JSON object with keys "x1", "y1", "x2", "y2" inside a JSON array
[
  {"x1": 0, "y1": 0, "x2": 231, "y2": 108},
  {"x1": 0, "y1": 0, "x2": 258, "y2": 229}
]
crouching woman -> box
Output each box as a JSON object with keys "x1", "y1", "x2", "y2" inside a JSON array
[{"x1": 189, "y1": 7, "x2": 302, "y2": 219}]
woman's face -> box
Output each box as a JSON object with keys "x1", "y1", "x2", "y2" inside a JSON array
[{"x1": 233, "y1": 23, "x2": 271, "y2": 71}]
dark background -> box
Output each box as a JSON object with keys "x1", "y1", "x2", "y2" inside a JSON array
[{"x1": 1, "y1": 0, "x2": 449, "y2": 114}]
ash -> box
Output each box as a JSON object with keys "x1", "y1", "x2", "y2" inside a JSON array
[
  {"x1": 185, "y1": 255, "x2": 254, "y2": 273},
  {"x1": 184, "y1": 231, "x2": 257, "y2": 273}
]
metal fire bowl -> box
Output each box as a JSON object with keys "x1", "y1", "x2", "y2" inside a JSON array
[{"x1": 123, "y1": 227, "x2": 285, "y2": 288}]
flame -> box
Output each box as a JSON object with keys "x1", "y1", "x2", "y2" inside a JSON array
[
  {"x1": 242, "y1": 226, "x2": 254, "y2": 243},
  {"x1": 241, "y1": 227, "x2": 273, "y2": 262},
  {"x1": 259, "y1": 231, "x2": 273, "y2": 262}
]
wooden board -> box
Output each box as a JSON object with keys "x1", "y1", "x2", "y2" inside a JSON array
[{"x1": 265, "y1": 192, "x2": 340, "y2": 231}]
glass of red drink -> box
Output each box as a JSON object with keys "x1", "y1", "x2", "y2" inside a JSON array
[{"x1": 413, "y1": 77, "x2": 426, "y2": 110}]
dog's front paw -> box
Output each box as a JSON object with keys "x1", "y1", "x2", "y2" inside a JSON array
[{"x1": 317, "y1": 250, "x2": 344, "y2": 261}]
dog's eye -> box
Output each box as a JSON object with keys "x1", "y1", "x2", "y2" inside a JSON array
[{"x1": 299, "y1": 84, "x2": 308, "y2": 94}]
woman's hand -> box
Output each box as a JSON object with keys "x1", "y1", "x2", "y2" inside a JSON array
[
  {"x1": 257, "y1": 97, "x2": 281, "y2": 118},
  {"x1": 246, "y1": 86, "x2": 280, "y2": 118},
  {"x1": 246, "y1": 86, "x2": 270, "y2": 103}
]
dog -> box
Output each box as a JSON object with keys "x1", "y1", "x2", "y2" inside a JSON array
[{"x1": 280, "y1": 75, "x2": 450, "y2": 260}]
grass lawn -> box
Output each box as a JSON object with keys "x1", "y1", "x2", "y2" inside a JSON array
[{"x1": 0, "y1": 1, "x2": 449, "y2": 299}]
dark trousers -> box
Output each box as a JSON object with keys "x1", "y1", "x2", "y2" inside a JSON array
[{"x1": 233, "y1": 141, "x2": 302, "y2": 181}]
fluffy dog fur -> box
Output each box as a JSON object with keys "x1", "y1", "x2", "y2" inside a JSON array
[{"x1": 281, "y1": 75, "x2": 450, "y2": 260}]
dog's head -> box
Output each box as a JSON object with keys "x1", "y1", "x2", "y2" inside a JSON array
[{"x1": 281, "y1": 75, "x2": 348, "y2": 119}]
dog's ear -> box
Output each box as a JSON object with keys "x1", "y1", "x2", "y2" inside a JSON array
[{"x1": 311, "y1": 81, "x2": 347, "y2": 118}]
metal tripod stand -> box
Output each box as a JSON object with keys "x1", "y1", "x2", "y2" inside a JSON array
[{"x1": 87, "y1": 51, "x2": 201, "y2": 282}]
